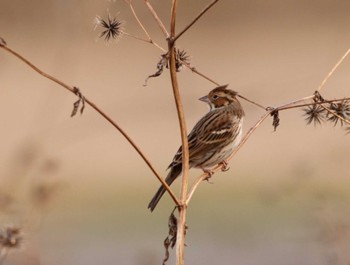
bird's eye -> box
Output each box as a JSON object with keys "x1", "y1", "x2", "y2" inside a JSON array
[{"x1": 212, "y1": 94, "x2": 219, "y2": 99}]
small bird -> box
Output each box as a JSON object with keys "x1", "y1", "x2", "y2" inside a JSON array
[{"x1": 148, "y1": 85, "x2": 244, "y2": 211}]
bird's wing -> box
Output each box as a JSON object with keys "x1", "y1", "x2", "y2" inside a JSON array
[{"x1": 169, "y1": 109, "x2": 239, "y2": 168}]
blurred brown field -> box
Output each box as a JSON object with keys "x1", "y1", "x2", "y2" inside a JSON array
[{"x1": 1, "y1": 0, "x2": 350, "y2": 264}]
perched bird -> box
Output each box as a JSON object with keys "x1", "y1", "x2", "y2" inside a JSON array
[{"x1": 148, "y1": 85, "x2": 244, "y2": 211}]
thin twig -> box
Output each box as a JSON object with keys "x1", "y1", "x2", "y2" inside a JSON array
[
  {"x1": 317, "y1": 47, "x2": 350, "y2": 92},
  {"x1": 277, "y1": 97, "x2": 350, "y2": 111},
  {"x1": 0, "y1": 44, "x2": 180, "y2": 207},
  {"x1": 238, "y1": 94, "x2": 266, "y2": 110},
  {"x1": 127, "y1": 0, "x2": 152, "y2": 40},
  {"x1": 173, "y1": 0, "x2": 220, "y2": 42},
  {"x1": 123, "y1": 32, "x2": 166, "y2": 52},
  {"x1": 144, "y1": 0, "x2": 169, "y2": 38},
  {"x1": 274, "y1": 95, "x2": 316, "y2": 110},
  {"x1": 182, "y1": 61, "x2": 219, "y2": 85},
  {"x1": 124, "y1": 1, "x2": 167, "y2": 52}
]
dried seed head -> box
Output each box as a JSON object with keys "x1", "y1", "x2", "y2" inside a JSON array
[
  {"x1": 94, "y1": 14, "x2": 124, "y2": 41},
  {"x1": 327, "y1": 99, "x2": 350, "y2": 126},
  {"x1": 175, "y1": 49, "x2": 190, "y2": 72},
  {"x1": 303, "y1": 104, "x2": 326, "y2": 126}
]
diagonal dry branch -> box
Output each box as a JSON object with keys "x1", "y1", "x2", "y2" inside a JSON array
[
  {"x1": 144, "y1": 0, "x2": 169, "y2": 38},
  {"x1": 173, "y1": 0, "x2": 220, "y2": 42},
  {"x1": 0, "y1": 43, "x2": 180, "y2": 207},
  {"x1": 317, "y1": 48, "x2": 350, "y2": 92}
]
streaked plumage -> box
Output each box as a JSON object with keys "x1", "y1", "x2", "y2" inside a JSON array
[{"x1": 148, "y1": 85, "x2": 244, "y2": 211}]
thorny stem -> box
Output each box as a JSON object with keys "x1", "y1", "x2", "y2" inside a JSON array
[
  {"x1": 173, "y1": 0, "x2": 220, "y2": 42},
  {"x1": 0, "y1": 44, "x2": 180, "y2": 208}
]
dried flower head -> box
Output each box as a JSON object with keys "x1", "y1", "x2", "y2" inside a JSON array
[
  {"x1": 303, "y1": 104, "x2": 326, "y2": 126},
  {"x1": 175, "y1": 49, "x2": 190, "y2": 72},
  {"x1": 95, "y1": 14, "x2": 124, "y2": 41},
  {"x1": 144, "y1": 48, "x2": 190, "y2": 86},
  {"x1": 0, "y1": 226, "x2": 22, "y2": 250},
  {"x1": 327, "y1": 99, "x2": 350, "y2": 126}
]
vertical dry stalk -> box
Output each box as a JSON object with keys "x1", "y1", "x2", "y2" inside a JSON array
[{"x1": 168, "y1": 1, "x2": 189, "y2": 265}]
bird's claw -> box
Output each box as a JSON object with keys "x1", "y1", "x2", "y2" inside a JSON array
[
  {"x1": 220, "y1": 160, "x2": 230, "y2": 172},
  {"x1": 202, "y1": 169, "x2": 214, "y2": 183}
]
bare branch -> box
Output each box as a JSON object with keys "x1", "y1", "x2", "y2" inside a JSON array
[
  {"x1": 127, "y1": 0, "x2": 152, "y2": 40},
  {"x1": 238, "y1": 94, "x2": 266, "y2": 110},
  {"x1": 317, "y1": 47, "x2": 350, "y2": 92},
  {"x1": 173, "y1": 0, "x2": 220, "y2": 42},
  {"x1": 144, "y1": 0, "x2": 169, "y2": 38}
]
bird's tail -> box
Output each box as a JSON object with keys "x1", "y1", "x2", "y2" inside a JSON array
[{"x1": 148, "y1": 164, "x2": 182, "y2": 212}]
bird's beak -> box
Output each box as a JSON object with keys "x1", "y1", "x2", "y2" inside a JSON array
[
  {"x1": 199, "y1": 95, "x2": 210, "y2": 103},
  {"x1": 199, "y1": 95, "x2": 213, "y2": 110}
]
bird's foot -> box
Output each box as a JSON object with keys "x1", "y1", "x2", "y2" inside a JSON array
[
  {"x1": 220, "y1": 160, "x2": 230, "y2": 172},
  {"x1": 202, "y1": 168, "x2": 214, "y2": 183}
]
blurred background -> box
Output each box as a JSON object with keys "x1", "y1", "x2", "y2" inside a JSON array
[{"x1": 1, "y1": 0, "x2": 350, "y2": 264}]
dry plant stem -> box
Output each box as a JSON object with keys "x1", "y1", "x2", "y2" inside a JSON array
[
  {"x1": 173, "y1": 0, "x2": 220, "y2": 42},
  {"x1": 144, "y1": 0, "x2": 169, "y2": 38},
  {"x1": 127, "y1": 0, "x2": 152, "y2": 40},
  {"x1": 277, "y1": 97, "x2": 350, "y2": 111},
  {"x1": 0, "y1": 44, "x2": 180, "y2": 207},
  {"x1": 274, "y1": 95, "x2": 316, "y2": 109},
  {"x1": 238, "y1": 94, "x2": 266, "y2": 110},
  {"x1": 186, "y1": 112, "x2": 270, "y2": 204},
  {"x1": 125, "y1": 1, "x2": 166, "y2": 52},
  {"x1": 123, "y1": 32, "x2": 166, "y2": 52},
  {"x1": 169, "y1": 1, "x2": 188, "y2": 265},
  {"x1": 317, "y1": 47, "x2": 350, "y2": 92}
]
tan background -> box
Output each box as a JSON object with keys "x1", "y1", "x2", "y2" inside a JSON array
[{"x1": 1, "y1": 0, "x2": 350, "y2": 264}]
